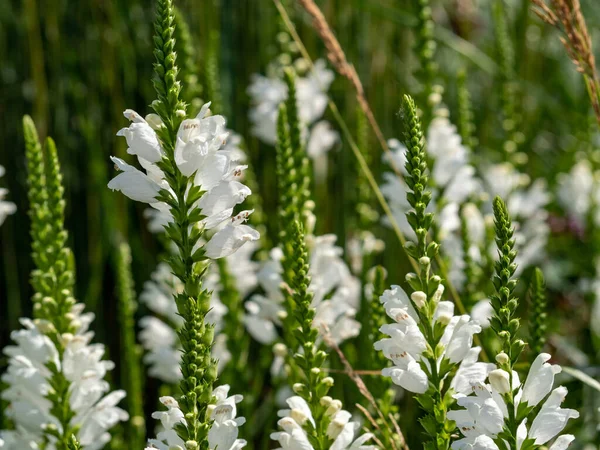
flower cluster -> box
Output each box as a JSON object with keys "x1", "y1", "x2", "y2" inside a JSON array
[
  {"x1": 0, "y1": 311, "x2": 128, "y2": 450},
  {"x1": 449, "y1": 354, "x2": 579, "y2": 449},
  {"x1": 0, "y1": 165, "x2": 16, "y2": 226},
  {"x1": 108, "y1": 104, "x2": 260, "y2": 258},
  {"x1": 271, "y1": 395, "x2": 376, "y2": 450},
  {"x1": 244, "y1": 234, "x2": 361, "y2": 347},
  {"x1": 146, "y1": 385, "x2": 247, "y2": 450},
  {"x1": 374, "y1": 282, "x2": 484, "y2": 394},
  {"x1": 248, "y1": 59, "x2": 339, "y2": 160}
]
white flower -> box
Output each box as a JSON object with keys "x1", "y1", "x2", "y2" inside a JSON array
[
  {"x1": 449, "y1": 354, "x2": 579, "y2": 449},
  {"x1": 0, "y1": 310, "x2": 127, "y2": 449},
  {"x1": 248, "y1": 59, "x2": 337, "y2": 161},
  {"x1": 374, "y1": 285, "x2": 482, "y2": 394},
  {"x1": 109, "y1": 103, "x2": 259, "y2": 259},
  {"x1": 271, "y1": 396, "x2": 375, "y2": 450},
  {"x1": 0, "y1": 165, "x2": 16, "y2": 226},
  {"x1": 244, "y1": 234, "x2": 361, "y2": 347},
  {"x1": 557, "y1": 160, "x2": 593, "y2": 227},
  {"x1": 148, "y1": 385, "x2": 246, "y2": 450},
  {"x1": 117, "y1": 109, "x2": 164, "y2": 163}
]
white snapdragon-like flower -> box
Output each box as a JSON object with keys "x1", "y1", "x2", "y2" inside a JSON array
[
  {"x1": 381, "y1": 117, "x2": 481, "y2": 288},
  {"x1": 146, "y1": 385, "x2": 246, "y2": 450},
  {"x1": 374, "y1": 285, "x2": 484, "y2": 394},
  {"x1": 0, "y1": 307, "x2": 127, "y2": 450},
  {"x1": 557, "y1": 160, "x2": 595, "y2": 228},
  {"x1": 271, "y1": 396, "x2": 376, "y2": 450},
  {"x1": 248, "y1": 59, "x2": 338, "y2": 160},
  {"x1": 244, "y1": 234, "x2": 361, "y2": 347},
  {"x1": 138, "y1": 262, "x2": 233, "y2": 384},
  {"x1": 0, "y1": 165, "x2": 16, "y2": 226},
  {"x1": 108, "y1": 104, "x2": 259, "y2": 259},
  {"x1": 448, "y1": 353, "x2": 579, "y2": 449}
]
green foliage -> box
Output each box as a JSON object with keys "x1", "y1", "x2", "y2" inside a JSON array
[
  {"x1": 174, "y1": 7, "x2": 203, "y2": 114},
  {"x1": 456, "y1": 70, "x2": 477, "y2": 153}
]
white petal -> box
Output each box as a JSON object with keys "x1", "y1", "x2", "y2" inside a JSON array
[
  {"x1": 521, "y1": 353, "x2": 562, "y2": 408},
  {"x1": 108, "y1": 157, "x2": 161, "y2": 203},
  {"x1": 205, "y1": 223, "x2": 260, "y2": 259}
]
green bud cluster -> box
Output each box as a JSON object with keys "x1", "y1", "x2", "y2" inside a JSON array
[
  {"x1": 459, "y1": 206, "x2": 483, "y2": 309},
  {"x1": 287, "y1": 221, "x2": 335, "y2": 450},
  {"x1": 490, "y1": 196, "x2": 526, "y2": 365},
  {"x1": 114, "y1": 242, "x2": 146, "y2": 449},
  {"x1": 413, "y1": 0, "x2": 438, "y2": 111},
  {"x1": 151, "y1": 0, "x2": 186, "y2": 142},
  {"x1": 401, "y1": 95, "x2": 437, "y2": 260},
  {"x1": 23, "y1": 116, "x2": 79, "y2": 450}
]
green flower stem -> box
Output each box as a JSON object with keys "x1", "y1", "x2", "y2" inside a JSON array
[{"x1": 528, "y1": 267, "x2": 547, "y2": 357}]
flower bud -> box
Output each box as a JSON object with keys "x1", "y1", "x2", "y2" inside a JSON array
[
  {"x1": 495, "y1": 352, "x2": 509, "y2": 365},
  {"x1": 325, "y1": 399, "x2": 343, "y2": 416},
  {"x1": 293, "y1": 383, "x2": 305, "y2": 394},
  {"x1": 489, "y1": 369, "x2": 511, "y2": 394},
  {"x1": 418, "y1": 256, "x2": 430, "y2": 266},
  {"x1": 321, "y1": 377, "x2": 334, "y2": 387},
  {"x1": 273, "y1": 343, "x2": 287, "y2": 357},
  {"x1": 320, "y1": 396, "x2": 333, "y2": 407},
  {"x1": 411, "y1": 291, "x2": 427, "y2": 309}
]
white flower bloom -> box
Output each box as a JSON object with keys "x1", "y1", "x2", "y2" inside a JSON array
[
  {"x1": 117, "y1": 109, "x2": 164, "y2": 163},
  {"x1": 0, "y1": 165, "x2": 16, "y2": 226},
  {"x1": 248, "y1": 59, "x2": 337, "y2": 161},
  {"x1": 374, "y1": 285, "x2": 482, "y2": 394},
  {"x1": 449, "y1": 354, "x2": 579, "y2": 449},
  {"x1": 0, "y1": 310, "x2": 127, "y2": 449},
  {"x1": 109, "y1": 104, "x2": 259, "y2": 259},
  {"x1": 138, "y1": 261, "x2": 233, "y2": 383},
  {"x1": 147, "y1": 385, "x2": 246, "y2": 450},
  {"x1": 244, "y1": 235, "x2": 360, "y2": 348},
  {"x1": 271, "y1": 396, "x2": 375, "y2": 450}
]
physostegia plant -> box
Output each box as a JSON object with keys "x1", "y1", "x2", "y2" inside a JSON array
[
  {"x1": 0, "y1": 118, "x2": 128, "y2": 450},
  {"x1": 106, "y1": 0, "x2": 258, "y2": 448}
]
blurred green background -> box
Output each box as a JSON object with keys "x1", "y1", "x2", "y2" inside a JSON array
[{"x1": 1, "y1": 0, "x2": 600, "y2": 446}]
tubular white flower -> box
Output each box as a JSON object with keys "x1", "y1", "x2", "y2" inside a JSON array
[
  {"x1": 449, "y1": 355, "x2": 579, "y2": 449},
  {"x1": 0, "y1": 310, "x2": 127, "y2": 449},
  {"x1": 117, "y1": 109, "x2": 164, "y2": 163},
  {"x1": 374, "y1": 285, "x2": 482, "y2": 394},
  {"x1": 0, "y1": 165, "x2": 16, "y2": 226},
  {"x1": 271, "y1": 396, "x2": 375, "y2": 450},
  {"x1": 520, "y1": 353, "x2": 562, "y2": 407},
  {"x1": 147, "y1": 386, "x2": 246, "y2": 450},
  {"x1": 109, "y1": 104, "x2": 259, "y2": 259}
]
